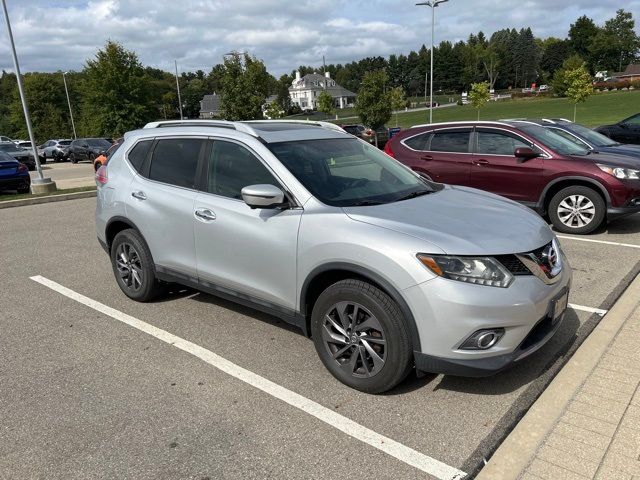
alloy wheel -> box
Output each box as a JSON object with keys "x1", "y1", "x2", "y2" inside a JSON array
[
  {"x1": 115, "y1": 242, "x2": 144, "y2": 291},
  {"x1": 322, "y1": 301, "x2": 386, "y2": 378},
  {"x1": 557, "y1": 195, "x2": 595, "y2": 229}
]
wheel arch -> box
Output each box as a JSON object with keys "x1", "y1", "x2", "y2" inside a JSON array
[
  {"x1": 538, "y1": 176, "x2": 610, "y2": 214},
  {"x1": 300, "y1": 262, "x2": 422, "y2": 352},
  {"x1": 105, "y1": 216, "x2": 143, "y2": 252}
]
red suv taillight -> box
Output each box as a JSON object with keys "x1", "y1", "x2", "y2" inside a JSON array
[
  {"x1": 384, "y1": 141, "x2": 395, "y2": 158},
  {"x1": 17, "y1": 163, "x2": 28, "y2": 172},
  {"x1": 95, "y1": 165, "x2": 108, "y2": 185}
]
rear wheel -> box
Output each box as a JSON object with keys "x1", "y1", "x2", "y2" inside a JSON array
[
  {"x1": 69, "y1": 153, "x2": 77, "y2": 164},
  {"x1": 548, "y1": 185, "x2": 606, "y2": 234},
  {"x1": 311, "y1": 279, "x2": 412, "y2": 393},
  {"x1": 111, "y1": 229, "x2": 164, "y2": 302}
]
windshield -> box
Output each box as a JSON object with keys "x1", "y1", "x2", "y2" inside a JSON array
[
  {"x1": 268, "y1": 138, "x2": 434, "y2": 207},
  {"x1": 517, "y1": 124, "x2": 590, "y2": 156},
  {"x1": 87, "y1": 139, "x2": 111, "y2": 147},
  {"x1": 0, "y1": 144, "x2": 20, "y2": 153},
  {"x1": 565, "y1": 123, "x2": 619, "y2": 147}
]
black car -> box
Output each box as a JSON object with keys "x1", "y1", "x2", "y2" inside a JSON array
[
  {"x1": 0, "y1": 142, "x2": 36, "y2": 171},
  {"x1": 68, "y1": 138, "x2": 112, "y2": 164},
  {"x1": 517, "y1": 119, "x2": 640, "y2": 159},
  {"x1": 595, "y1": 113, "x2": 640, "y2": 145}
]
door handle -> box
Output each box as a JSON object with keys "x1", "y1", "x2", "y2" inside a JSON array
[
  {"x1": 473, "y1": 159, "x2": 489, "y2": 166},
  {"x1": 420, "y1": 154, "x2": 433, "y2": 161},
  {"x1": 194, "y1": 208, "x2": 216, "y2": 221},
  {"x1": 131, "y1": 191, "x2": 147, "y2": 200}
]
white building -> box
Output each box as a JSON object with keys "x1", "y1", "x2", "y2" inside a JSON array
[{"x1": 289, "y1": 71, "x2": 356, "y2": 110}]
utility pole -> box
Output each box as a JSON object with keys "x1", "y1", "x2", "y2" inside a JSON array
[
  {"x1": 1, "y1": 0, "x2": 56, "y2": 192},
  {"x1": 175, "y1": 60, "x2": 183, "y2": 120},
  {"x1": 62, "y1": 72, "x2": 76, "y2": 139}
]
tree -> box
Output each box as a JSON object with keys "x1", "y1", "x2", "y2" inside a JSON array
[
  {"x1": 552, "y1": 54, "x2": 586, "y2": 96},
  {"x1": 569, "y1": 16, "x2": 600, "y2": 64},
  {"x1": 275, "y1": 74, "x2": 292, "y2": 114},
  {"x1": 388, "y1": 86, "x2": 406, "y2": 127},
  {"x1": 589, "y1": 10, "x2": 640, "y2": 72},
  {"x1": 540, "y1": 38, "x2": 573, "y2": 81},
  {"x1": 81, "y1": 41, "x2": 154, "y2": 137},
  {"x1": 263, "y1": 100, "x2": 284, "y2": 119},
  {"x1": 219, "y1": 52, "x2": 271, "y2": 121},
  {"x1": 468, "y1": 81, "x2": 490, "y2": 120},
  {"x1": 355, "y1": 70, "x2": 391, "y2": 147},
  {"x1": 316, "y1": 90, "x2": 335, "y2": 117},
  {"x1": 564, "y1": 64, "x2": 593, "y2": 122}
]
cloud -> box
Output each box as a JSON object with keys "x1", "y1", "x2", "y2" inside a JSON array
[{"x1": 0, "y1": 0, "x2": 638, "y2": 77}]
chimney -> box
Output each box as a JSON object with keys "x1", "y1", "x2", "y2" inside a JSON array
[
  {"x1": 325, "y1": 71, "x2": 331, "y2": 79},
  {"x1": 295, "y1": 70, "x2": 301, "y2": 81}
]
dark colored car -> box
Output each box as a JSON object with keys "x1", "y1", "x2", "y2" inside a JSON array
[
  {"x1": 68, "y1": 138, "x2": 112, "y2": 164},
  {"x1": 595, "y1": 113, "x2": 640, "y2": 145},
  {"x1": 523, "y1": 119, "x2": 640, "y2": 159},
  {"x1": 0, "y1": 142, "x2": 36, "y2": 171},
  {"x1": 0, "y1": 151, "x2": 30, "y2": 193},
  {"x1": 341, "y1": 124, "x2": 388, "y2": 147},
  {"x1": 384, "y1": 120, "x2": 640, "y2": 234},
  {"x1": 93, "y1": 138, "x2": 123, "y2": 171}
]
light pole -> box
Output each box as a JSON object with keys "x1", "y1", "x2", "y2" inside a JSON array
[
  {"x1": 62, "y1": 72, "x2": 76, "y2": 139},
  {"x1": 174, "y1": 60, "x2": 183, "y2": 120},
  {"x1": 1, "y1": 0, "x2": 55, "y2": 192},
  {"x1": 416, "y1": 0, "x2": 449, "y2": 124}
]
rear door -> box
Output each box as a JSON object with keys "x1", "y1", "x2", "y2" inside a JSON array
[
  {"x1": 421, "y1": 128, "x2": 473, "y2": 185},
  {"x1": 470, "y1": 127, "x2": 544, "y2": 202},
  {"x1": 125, "y1": 136, "x2": 206, "y2": 279}
]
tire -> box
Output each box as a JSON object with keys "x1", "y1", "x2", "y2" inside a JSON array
[
  {"x1": 89, "y1": 153, "x2": 96, "y2": 161},
  {"x1": 69, "y1": 153, "x2": 77, "y2": 164},
  {"x1": 548, "y1": 185, "x2": 606, "y2": 234},
  {"x1": 311, "y1": 279, "x2": 412, "y2": 393},
  {"x1": 110, "y1": 229, "x2": 164, "y2": 302},
  {"x1": 17, "y1": 187, "x2": 30, "y2": 194}
]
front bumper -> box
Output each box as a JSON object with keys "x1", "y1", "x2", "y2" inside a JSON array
[{"x1": 404, "y1": 257, "x2": 572, "y2": 377}]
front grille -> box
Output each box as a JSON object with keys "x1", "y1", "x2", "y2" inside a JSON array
[{"x1": 496, "y1": 255, "x2": 531, "y2": 275}]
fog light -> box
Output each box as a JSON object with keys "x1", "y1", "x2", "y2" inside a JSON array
[{"x1": 459, "y1": 328, "x2": 505, "y2": 350}]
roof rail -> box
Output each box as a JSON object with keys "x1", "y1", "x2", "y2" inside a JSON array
[
  {"x1": 143, "y1": 119, "x2": 236, "y2": 129},
  {"x1": 411, "y1": 120, "x2": 511, "y2": 128},
  {"x1": 243, "y1": 119, "x2": 346, "y2": 133}
]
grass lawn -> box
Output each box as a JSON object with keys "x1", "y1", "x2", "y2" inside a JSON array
[
  {"x1": 387, "y1": 90, "x2": 640, "y2": 128},
  {"x1": 0, "y1": 185, "x2": 96, "y2": 202}
]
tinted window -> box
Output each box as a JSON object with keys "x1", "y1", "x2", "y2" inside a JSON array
[
  {"x1": 207, "y1": 141, "x2": 277, "y2": 199},
  {"x1": 149, "y1": 138, "x2": 204, "y2": 188},
  {"x1": 476, "y1": 131, "x2": 530, "y2": 155},
  {"x1": 127, "y1": 140, "x2": 152, "y2": 173},
  {"x1": 0, "y1": 144, "x2": 19, "y2": 152},
  {"x1": 517, "y1": 124, "x2": 589, "y2": 156},
  {"x1": 403, "y1": 132, "x2": 431, "y2": 151},
  {"x1": 87, "y1": 138, "x2": 111, "y2": 147},
  {"x1": 429, "y1": 131, "x2": 470, "y2": 153},
  {"x1": 624, "y1": 114, "x2": 640, "y2": 125},
  {"x1": 59, "y1": 140, "x2": 72, "y2": 146},
  {"x1": 563, "y1": 124, "x2": 617, "y2": 147}
]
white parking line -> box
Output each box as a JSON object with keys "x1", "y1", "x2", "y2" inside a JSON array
[
  {"x1": 557, "y1": 235, "x2": 640, "y2": 250},
  {"x1": 569, "y1": 303, "x2": 608, "y2": 316},
  {"x1": 29, "y1": 275, "x2": 466, "y2": 480}
]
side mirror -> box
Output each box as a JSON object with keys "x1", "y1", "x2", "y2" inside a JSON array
[
  {"x1": 241, "y1": 184, "x2": 286, "y2": 209},
  {"x1": 514, "y1": 147, "x2": 541, "y2": 162}
]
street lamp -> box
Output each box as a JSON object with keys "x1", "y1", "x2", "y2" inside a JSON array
[
  {"x1": 174, "y1": 60, "x2": 183, "y2": 120},
  {"x1": 416, "y1": 0, "x2": 449, "y2": 124},
  {"x1": 62, "y1": 72, "x2": 76, "y2": 139},
  {"x1": 1, "y1": 0, "x2": 56, "y2": 192}
]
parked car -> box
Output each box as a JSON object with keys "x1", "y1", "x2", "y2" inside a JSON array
[
  {"x1": 0, "y1": 135, "x2": 12, "y2": 143},
  {"x1": 93, "y1": 138, "x2": 123, "y2": 171},
  {"x1": 40, "y1": 139, "x2": 72, "y2": 162},
  {"x1": 15, "y1": 141, "x2": 36, "y2": 156},
  {"x1": 0, "y1": 142, "x2": 36, "y2": 171},
  {"x1": 341, "y1": 124, "x2": 388, "y2": 147},
  {"x1": 384, "y1": 120, "x2": 640, "y2": 234},
  {"x1": 96, "y1": 119, "x2": 571, "y2": 393},
  {"x1": 68, "y1": 138, "x2": 111, "y2": 164},
  {"x1": 0, "y1": 151, "x2": 30, "y2": 193},
  {"x1": 521, "y1": 119, "x2": 640, "y2": 158},
  {"x1": 595, "y1": 113, "x2": 640, "y2": 145}
]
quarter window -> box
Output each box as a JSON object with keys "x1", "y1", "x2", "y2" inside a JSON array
[
  {"x1": 148, "y1": 138, "x2": 204, "y2": 189},
  {"x1": 476, "y1": 131, "x2": 531, "y2": 155},
  {"x1": 429, "y1": 131, "x2": 470, "y2": 153},
  {"x1": 127, "y1": 140, "x2": 153, "y2": 173},
  {"x1": 207, "y1": 140, "x2": 278, "y2": 199}
]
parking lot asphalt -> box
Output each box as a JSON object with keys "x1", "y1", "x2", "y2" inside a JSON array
[
  {"x1": 30, "y1": 162, "x2": 96, "y2": 189},
  {"x1": 2, "y1": 198, "x2": 640, "y2": 479}
]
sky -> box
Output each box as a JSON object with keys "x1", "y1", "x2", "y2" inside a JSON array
[{"x1": 0, "y1": 0, "x2": 638, "y2": 77}]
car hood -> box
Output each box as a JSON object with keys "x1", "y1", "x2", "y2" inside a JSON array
[
  {"x1": 343, "y1": 185, "x2": 553, "y2": 255},
  {"x1": 593, "y1": 144, "x2": 640, "y2": 159},
  {"x1": 569, "y1": 151, "x2": 640, "y2": 168}
]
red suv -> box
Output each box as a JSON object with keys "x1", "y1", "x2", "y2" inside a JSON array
[{"x1": 384, "y1": 121, "x2": 640, "y2": 234}]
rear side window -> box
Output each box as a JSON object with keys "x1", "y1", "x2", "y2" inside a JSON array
[
  {"x1": 127, "y1": 140, "x2": 153, "y2": 173},
  {"x1": 403, "y1": 132, "x2": 431, "y2": 151},
  {"x1": 429, "y1": 131, "x2": 471, "y2": 153},
  {"x1": 148, "y1": 138, "x2": 205, "y2": 189}
]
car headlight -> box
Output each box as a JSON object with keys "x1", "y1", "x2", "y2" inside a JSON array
[
  {"x1": 417, "y1": 254, "x2": 514, "y2": 288},
  {"x1": 597, "y1": 164, "x2": 640, "y2": 179}
]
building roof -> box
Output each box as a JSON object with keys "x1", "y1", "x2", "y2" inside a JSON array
[
  {"x1": 289, "y1": 73, "x2": 356, "y2": 98},
  {"x1": 200, "y1": 94, "x2": 221, "y2": 114},
  {"x1": 611, "y1": 64, "x2": 640, "y2": 78}
]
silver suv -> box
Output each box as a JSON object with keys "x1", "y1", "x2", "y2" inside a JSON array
[{"x1": 96, "y1": 120, "x2": 572, "y2": 393}]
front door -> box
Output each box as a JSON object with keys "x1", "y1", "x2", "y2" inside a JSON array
[
  {"x1": 470, "y1": 128, "x2": 544, "y2": 202},
  {"x1": 194, "y1": 139, "x2": 301, "y2": 311}
]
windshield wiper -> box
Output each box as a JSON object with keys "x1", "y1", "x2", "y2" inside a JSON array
[{"x1": 396, "y1": 189, "x2": 432, "y2": 202}]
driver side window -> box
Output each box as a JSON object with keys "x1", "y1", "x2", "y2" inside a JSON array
[{"x1": 207, "y1": 140, "x2": 279, "y2": 199}]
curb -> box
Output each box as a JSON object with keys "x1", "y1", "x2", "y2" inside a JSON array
[
  {"x1": 0, "y1": 190, "x2": 97, "y2": 209},
  {"x1": 476, "y1": 270, "x2": 640, "y2": 480}
]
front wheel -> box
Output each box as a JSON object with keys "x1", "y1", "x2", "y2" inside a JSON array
[
  {"x1": 548, "y1": 185, "x2": 606, "y2": 234},
  {"x1": 311, "y1": 279, "x2": 412, "y2": 393},
  {"x1": 69, "y1": 153, "x2": 77, "y2": 164}
]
